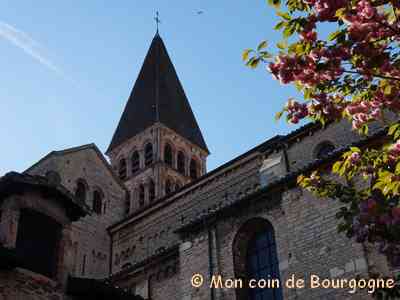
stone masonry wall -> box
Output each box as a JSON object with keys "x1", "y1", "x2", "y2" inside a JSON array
[
  {"x1": 178, "y1": 186, "x2": 373, "y2": 300},
  {"x1": 107, "y1": 124, "x2": 207, "y2": 213},
  {"x1": 110, "y1": 153, "x2": 262, "y2": 275},
  {"x1": 110, "y1": 120, "x2": 391, "y2": 299},
  {"x1": 27, "y1": 147, "x2": 127, "y2": 280}
]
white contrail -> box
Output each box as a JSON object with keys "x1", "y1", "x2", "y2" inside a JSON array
[{"x1": 0, "y1": 21, "x2": 69, "y2": 79}]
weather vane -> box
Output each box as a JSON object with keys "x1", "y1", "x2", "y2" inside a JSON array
[{"x1": 155, "y1": 11, "x2": 161, "y2": 33}]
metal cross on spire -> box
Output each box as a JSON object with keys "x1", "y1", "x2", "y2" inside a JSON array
[{"x1": 155, "y1": 11, "x2": 161, "y2": 33}]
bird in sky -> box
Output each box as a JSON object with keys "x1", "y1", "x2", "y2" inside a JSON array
[{"x1": 196, "y1": 10, "x2": 204, "y2": 15}]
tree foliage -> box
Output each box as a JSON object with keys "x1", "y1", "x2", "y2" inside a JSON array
[{"x1": 244, "y1": 0, "x2": 400, "y2": 297}]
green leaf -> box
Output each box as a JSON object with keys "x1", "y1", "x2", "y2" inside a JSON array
[
  {"x1": 335, "y1": 8, "x2": 346, "y2": 18},
  {"x1": 277, "y1": 11, "x2": 291, "y2": 21},
  {"x1": 283, "y1": 25, "x2": 295, "y2": 38},
  {"x1": 332, "y1": 161, "x2": 342, "y2": 173},
  {"x1": 259, "y1": 51, "x2": 272, "y2": 59},
  {"x1": 395, "y1": 162, "x2": 400, "y2": 174},
  {"x1": 246, "y1": 57, "x2": 260, "y2": 69},
  {"x1": 275, "y1": 111, "x2": 283, "y2": 120},
  {"x1": 384, "y1": 85, "x2": 392, "y2": 95},
  {"x1": 242, "y1": 49, "x2": 253, "y2": 62},
  {"x1": 373, "y1": 181, "x2": 386, "y2": 191},
  {"x1": 277, "y1": 40, "x2": 288, "y2": 49},
  {"x1": 350, "y1": 147, "x2": 361, "y2": 153},
  {"x1": 297, "y1": 175, "x2": 305, "y2": 185},
  {"x1": 267, "y1": 0, "x2": 281, "y2": 8},
  {"x1": 389, "y1": 123, "x2": 400, "y2": 136},
  {"x1": 274, "y1": 21, "x2": 286, "y2": 30},
  {"x1": 360, "y1": 124, "x2": 369, "y2": 135},
  {"x1": 304, "y1": 88, "x2": 312, "y2": 100},
  {"x1": 257, "y1": 41, "x2": 268, "y2": 51},
  {"x1": 389, "y1": 123, "x2": 400, "y2": 135},
  {"x1": 328, "y1": 30, "x2": 342, "y2": 42}
]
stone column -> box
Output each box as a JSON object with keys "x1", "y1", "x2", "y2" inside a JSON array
[
  {"x1": 57, "y1": 224, "x2": 74, "y2": 288},
  {"x1": 0, "y1": 206, "x2": 20, "y2": 249}
]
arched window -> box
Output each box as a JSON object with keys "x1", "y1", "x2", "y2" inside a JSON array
[
  {"x1": 119, "y1": 158, "x2": 127, "y2": 180},
  {"x1": 177, "y1": 151, "x2": 186, "y2": 175},
  {"x1": 164, "y1": 144, "x2": 173, "y2": 167},
  {"x1": 149, "y1": 180, "x2": 155, "y2": 202},
  {"x1": 46, "y1": 171, "x2": 61, "y2": 185},
  {"x1": 233, "y1": 218, "x2": 283, "y2": 300},
  {"x1": 315, "y1": 141, "x2": 335, "y2": 159},
  {"x1": 247, "y1": 231, "x2": 282, "y2": 299},
  {"x1": 165, "y1": 179, "x2": 172, "y2": 195},
  {"x1": 190, "y1": 159, "x2": 198, "y2": 180},
  {"x1": 145, "y1": 143, "x2": 153, "y2": 166},
  {"x1": 75, "y1": 180, "x2": 87, "y2": 204},
  {"x1": 131, "y1": 151, "x2": 140, "y2": 174},
  {"x1": 139, "y1": 185, "x2": 145, "y2": 207},
  {"x1": 93, "y1": 190, "x2": 103, "y2": 215}
]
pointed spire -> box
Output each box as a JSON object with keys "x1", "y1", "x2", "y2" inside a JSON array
[{"x1": 107, "y1": 34, "x2": 209, "y2": 154}]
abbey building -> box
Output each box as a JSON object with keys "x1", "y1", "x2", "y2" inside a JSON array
[{"x1": 0, "y1": 33, "x2": 393, "y2": 300}]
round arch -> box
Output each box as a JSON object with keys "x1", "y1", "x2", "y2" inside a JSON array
[
  {"x1": 131, "y1": 149, "x2": 141, "y2": 174},
  {"x1": 176, "y1": 150, "x2": 186, "y2": 175},
  {"x1": 144, "y1": 142, "x2": 154, "y2": 166},
  {"x1": 75, "y1": 178, "x2": 89, "y2": 204},
  {"x1": 232, "y1": 217, "x2": 282, "y2": 300},
  {"x1": 163, "y1": 142, "x2": 174, "y2": 167},
  {"x1": 189, "y1": 157, "x2": 200, "y2": 179}
]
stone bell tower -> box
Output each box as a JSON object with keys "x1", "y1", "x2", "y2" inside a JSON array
[{"x1": 106, "y1": 32, "x2": 209, "y2": 213}]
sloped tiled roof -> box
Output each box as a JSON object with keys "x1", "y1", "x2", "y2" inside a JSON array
[
  {"x1": 175, "y1": 127, "x2": 388, "y2": 233},
  {"x1": 107, "y1": 33, "x2": 208, "y2": 153},
  {"x1": 24, "y1": 143, "x2": 128, "y2": 193}
]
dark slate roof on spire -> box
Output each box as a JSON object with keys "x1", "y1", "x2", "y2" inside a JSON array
[{"x1": 107, "y1": 33, "x2": 209, "y2": 154}]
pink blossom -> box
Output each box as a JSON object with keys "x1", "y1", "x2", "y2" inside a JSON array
[
  {"x1": 349, "y1": 152, "x2": 361, "y2": 164},
  {"x1": 388, "y1": 141, "x2": 400, "y2": 162},
  {"x1": 357, "y1": 0, "x2": 376, "y2": 20},
  {"x1": 300, "y1": 30, "x2": 317, "y2": 41}
]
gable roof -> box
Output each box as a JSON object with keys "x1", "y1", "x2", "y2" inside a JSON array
[
  {"x1": 25, "y1": 143, "x2": 128, "y2": 192},
  {"x1": 107, "y1": 33, "x2": 209, "y2": 154}
]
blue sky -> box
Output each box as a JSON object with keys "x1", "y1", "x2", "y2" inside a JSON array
[{"x1": 0, "y1": 0, "x2": 303, "y2": 175}]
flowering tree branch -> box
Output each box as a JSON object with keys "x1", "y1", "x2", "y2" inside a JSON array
[
  {"x1": 343, "y1": 70, "x2": 400, "y2": 81},
  {"x1": 244, "y1": 0, "x2": 400, "y2": 297}
]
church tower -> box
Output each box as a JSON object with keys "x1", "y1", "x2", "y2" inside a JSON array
[{"x1": 106, "y1": 33, "x2": 209, "y2": 213}]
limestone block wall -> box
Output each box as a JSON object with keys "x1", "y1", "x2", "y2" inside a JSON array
[
  {"x1": 26, "y1": 147, "x2": 127, "y2": 279},
  {"x1": 107, "y1": 124, "x2": 208, "y2": 214},
  {"x1": 177, "y1": 187, "x2": 373, "y2": 300},
  {"x1": 179, "y1": 233, "x2": 211, "y2": 300},
  {"x1": 110, "y1": 153, "x2": 262, "y2": 276},
  {"x1": 110, "y1": 121, "x2": 391, "y2": 299},
  {"x1": 112, "y1": 255, "x2": 180, "y2": 300},
  {"x1": 285, "y1": 121, "x2": 384, "y2": 172}
]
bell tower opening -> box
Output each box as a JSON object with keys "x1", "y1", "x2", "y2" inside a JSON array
[{"x1": 106, "y1": 33, "x2": 209, "y2": 213}]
